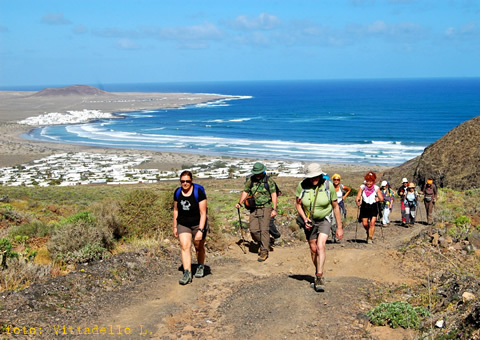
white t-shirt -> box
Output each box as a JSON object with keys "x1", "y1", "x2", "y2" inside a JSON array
[{"x1": 336, "y1": 187, "x2": 343, "y2": 202}]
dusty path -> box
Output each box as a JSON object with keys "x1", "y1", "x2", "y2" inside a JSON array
[{"x1": 74, "y1": 209, "x2": 425, "y2": 340}]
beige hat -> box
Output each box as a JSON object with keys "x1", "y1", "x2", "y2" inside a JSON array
[
  {"x1": 408, "y1": 183, "x2": 416, "y2": 188},
  {"x1": 305, "y1": 163, "x2": 325, "y2": 178}
]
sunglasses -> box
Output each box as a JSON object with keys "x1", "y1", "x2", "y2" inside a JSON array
[
  {"x1": 333, "y1": 178, "x2": 340, "y2": 181},
  {"x1": 180, "y1": 180, "x2": 192, "y2": 184}
]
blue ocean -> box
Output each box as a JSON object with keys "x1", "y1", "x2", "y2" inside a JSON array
[{"x1": 26, "y1": 78, "x2": 480, "y2": 165}]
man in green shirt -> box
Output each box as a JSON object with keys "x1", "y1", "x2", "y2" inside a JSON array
[{"x1": 235, "y1": 162, "x2": 278, "y2": 262}]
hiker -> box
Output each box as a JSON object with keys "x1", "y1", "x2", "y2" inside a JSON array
[
  {"x1": 173, "y1": 170, "x2": 207, "y2": 285},
  {"x1": 330, "y1": 173, "x2": 351, "y2": 243},
  {"x1": 380, "y1": 180, "x2": 395, "y2": 226},
  {"x1": 295, "y1": 163, "x2": 343, "y2": 292},
  {"x1": 397, "y1": 178, "x2": 409, "y2": 226},
  {"x1": 356, "y1": 171, "x2": 384, "y2": 244},
  {"x1": 235, "y1": 162, "x2": 278, "y2": 262},
  {"x1": 422, "y1": 178, "x2": 437, "y2": 225},
  {"x1": 404, "y1": 183, "x2": 418, "y2": 226}
]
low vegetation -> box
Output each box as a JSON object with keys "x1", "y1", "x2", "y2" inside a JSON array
[{"x1": 0, "y1": 177, "x2": 479, "y2": 338}]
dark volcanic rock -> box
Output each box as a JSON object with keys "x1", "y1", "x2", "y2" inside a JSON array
[
  {"x1": 383, "y1": 116, "x2": 480, "y2": 190},
  {"x1": 30, "y1": 85, "x2": 109, "y2": 97}
]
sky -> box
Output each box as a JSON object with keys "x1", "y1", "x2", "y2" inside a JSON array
[{"x1": 0, "y1": 0, "x2": 479, "y2": 88}]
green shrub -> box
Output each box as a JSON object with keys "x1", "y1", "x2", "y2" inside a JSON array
[
  {"x1": 0, "y1": 238, "x2": 19, "y2": 269},
  {"x1": 119, "y1": 189, "x2": 172, "y2": 237},
  {"x1": 58, "y1": 211, "x2": 96, "y2": 226},
  {"x1": 48, "y1": 219, "x2": 113, "y2": 264},
  {"x1": 367, "y1": 301, "x2": 429, "y2": 329},
  {"x1": 8, "y1": 220, "x2": 52, "y2": 239},
  {"x1": 90, "y1": 198, "x2": 126, "y2": 239}
]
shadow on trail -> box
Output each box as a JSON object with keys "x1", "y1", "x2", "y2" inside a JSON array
[{"x1": 288, "y1": 274, "x2": 314, "y2": 284}]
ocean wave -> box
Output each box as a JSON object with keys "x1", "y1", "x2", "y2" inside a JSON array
[{"x1": 47, "y1": 125, "x2": 425, "y2": 165}]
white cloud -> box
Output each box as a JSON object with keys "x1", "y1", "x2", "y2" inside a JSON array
[
  {"x1": 117, "y1": 39, "x2": 140, "y2": 50},
  {"x1": 444, "y1": 22, "x2": 477, "y2": 39},
  {"x1": 41, "y1": 13, "x2": 72, "y2": 25},
  {"x1": 230, "y1": 13, "x2": 281, "y2": 30},
  {"x1": 73, "y1": 24, "x2": 88, "y2": 34}
]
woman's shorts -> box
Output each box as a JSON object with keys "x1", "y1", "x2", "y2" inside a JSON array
[
  {"x1": 177, "y1": 223, "x2": 208, "y2": 240},
  {"x1": 303, "y1": 218, "x2": 331, "y2": 241},
  {"x1": 359, "y1": 202, "x2": 378, "y2": 220}
]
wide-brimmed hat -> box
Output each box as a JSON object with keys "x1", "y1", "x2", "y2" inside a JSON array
[
  {"x1": 408, "y1": 183, "x2": 416, "y2": 188},
  {"x1": 381, "y1": 180, "x2": 388, "y2": 187},
  {"x1": 402, "y1": 178, "x2": 408, "y2": 183},
  {"x1": 251, "y1": 162, "x2": 267, "y2": 175},
  {"x1": 305, "y1": 163, "x2": 326, "y2": 178}
]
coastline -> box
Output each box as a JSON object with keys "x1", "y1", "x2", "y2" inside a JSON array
[{"x1": 0, "y1": 89, "x2": 392, "y2": 182}]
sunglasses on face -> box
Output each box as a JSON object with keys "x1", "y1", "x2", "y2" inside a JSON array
[
  {"x1": 180, "y1": 180, "x2": 192, "y2": 184},
  {"x1": 333, "y1": 178, "x2": 340, "y2": 181}
]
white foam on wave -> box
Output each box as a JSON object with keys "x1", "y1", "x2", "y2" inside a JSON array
[{"x1": 57, "y1": 124, "x2": 425, "y2": 165}]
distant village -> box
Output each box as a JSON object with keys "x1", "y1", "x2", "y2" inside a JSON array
[{"x1": 0, "y1": 152, "x2": 304, "y2": 187}]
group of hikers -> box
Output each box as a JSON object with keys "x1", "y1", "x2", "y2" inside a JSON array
[{"x1": 172, "y1": 162, "x2": 438, "y2": 291}]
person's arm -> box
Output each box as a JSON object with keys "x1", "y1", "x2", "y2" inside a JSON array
[
  {"x1": 270, "y1": 192, "x2": 278, "y2": 218},
  {"x1": 342, "y1": 185, "x2": 351, "y2": 200},
  {"x1": 195, "y1": 199, "x2": 208, "y2": 239},
  {"x1": 235, "y1": 191, "x2": 249, "y2": 209},
  {"x1": 332, "y1": 200, "x2": 343, "y2": 240},
  {"x1": 356, "y1": 187, "x2": 363, "y2": 207},
  {"x1": 173, "y1": 201, "x2": 179, "y2": 238},
  {"x1": 376, "y1": 187, "x2": 384, "y2": 202},
  {"x1": 295, "y1": 197, "x2": 311, "y2": 227}
]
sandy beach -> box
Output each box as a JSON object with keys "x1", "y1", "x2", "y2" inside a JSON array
[{"x1": 0, "y1": 87, "x2": 390, "y2": 180}]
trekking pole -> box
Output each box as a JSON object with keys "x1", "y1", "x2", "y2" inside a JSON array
[
  {"x1": 355, "y1": 206, "x2": 360, "y2": 243},
  {"x1": 237, "y1": 208, "x2": 247, "y2": 254}
]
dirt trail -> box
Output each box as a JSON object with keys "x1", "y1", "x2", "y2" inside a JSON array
[{"x1": 82, "y1": 210, "x2": 425, "y2": 340}]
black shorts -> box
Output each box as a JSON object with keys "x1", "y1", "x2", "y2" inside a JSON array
[{"x1": 359, "y1": 202, "x2": 378, "y2": 219}]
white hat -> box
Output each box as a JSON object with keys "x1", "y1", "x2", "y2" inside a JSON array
[
  {"x1": 381, "y1": 180, "x2": 388, "y2": 187},
  {"x1": 402, "y1": 178, "x2": 408, "y2": 183},
  {"x1": 305, "y1": 163, "x2": 325, "y2": 178}
]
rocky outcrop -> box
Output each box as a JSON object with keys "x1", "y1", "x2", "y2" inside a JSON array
[
  {"x1": 383, "y1": 116, "x2": 480, "y2": 190},
  {"x1": 30, "y1": 85, "x2": 108, "y2": 97}
]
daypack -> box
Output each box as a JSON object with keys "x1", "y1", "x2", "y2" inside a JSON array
[
  {"x1": 299, "y1": 177, "x2": 332, "y2": 203},
  {"x1": 175, "y1": 183, "x2": 206, "y2": 202},
  {"x1": 246, "y1": 174, "x2": 282, "y2": 197}
]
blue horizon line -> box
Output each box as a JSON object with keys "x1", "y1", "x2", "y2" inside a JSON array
[{"x1": 1, "y1": 76, "x2": 480, "y2": 92}]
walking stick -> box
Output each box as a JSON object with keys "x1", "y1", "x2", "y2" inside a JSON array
[
  {"x1": 237, "y1": 208, "x2": 247, "y2": 254},
  {"x1": 355, "y1": 206, "x2": 360, "y2": 243}
]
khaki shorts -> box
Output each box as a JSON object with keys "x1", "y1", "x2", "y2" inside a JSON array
[
  {"x1": 303, "y1": 218, "x2": 331, "y2": 241},
  {"x1": 177, "y1": 223, "x2": 208, "y2": 240}
]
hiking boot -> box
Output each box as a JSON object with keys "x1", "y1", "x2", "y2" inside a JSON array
[
  {"x1": 314, "y1": 275, "x2": 325, "y2": 292},
  {"x1": 195, "y1": 265, "x2": 204, "y2": 278},
  {"x1": 179, "y1": 270, "x2": 192, "y2": 285},
  {"x1": 258, "y1": 251, "x2": 268, "y2": 262}
]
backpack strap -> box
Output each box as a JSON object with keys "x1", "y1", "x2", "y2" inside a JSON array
[
  {"x1": 324, "y1": 179, "x2": 331, "y2": 203},
  {"x1": 175, "y1": 184, "x2": 206, "y2": 203}
]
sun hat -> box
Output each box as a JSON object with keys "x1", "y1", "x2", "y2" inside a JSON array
[
  {"x1": 332, "y1": 173, "x2": 341, "y2": 180},
  {"x1": 251, "y1": 162, "x2": 267, "y2": 175},
  {"x1": 305, "y1": 163, "x2": 325, "y2": 178},
  {"x1": 408, "y1": 183, "x2": 416, "y2": 188},
  {"x1": 427, "y1": 179, "x2": 433, "y2": 185},
  {"x1": 381, "y1": 180, "x2": 388, "y2": 187},
  {"x1": 402, "y1": 178, "x2": 408, "y2": 183}
]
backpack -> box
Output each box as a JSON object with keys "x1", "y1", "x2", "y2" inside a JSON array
[
  {"x1": 299, "y1": 177, "x2": 332, "y2": 203},
  {"x1": 246, "y1": 174, "x2": 281, "y2": 197},
  {"x1": 175, "y1": 183, "x2": 206, "y2": 202}
]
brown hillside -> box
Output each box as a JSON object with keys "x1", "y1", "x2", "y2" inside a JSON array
[
  {"x1": 30, "y1": 85, "x2": 109, "y2": 97},
  {"x1": 383, "y1": 116, "x2": 480, "y2": 190}
]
